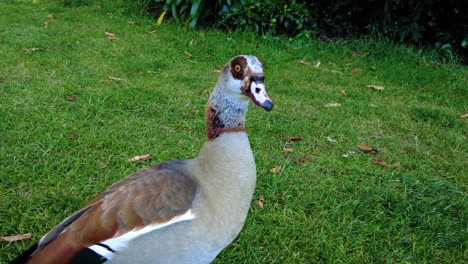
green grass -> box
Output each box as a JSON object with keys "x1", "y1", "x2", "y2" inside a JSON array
[{"x1": 1, "y1": 1, "x2": 467, "y2": 263}]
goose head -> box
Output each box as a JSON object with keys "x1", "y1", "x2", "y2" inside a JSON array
[{"x1": 216, "y1": 55, "x2": 273, "y2": 111}]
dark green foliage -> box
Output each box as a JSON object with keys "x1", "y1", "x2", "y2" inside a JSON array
[
  {"x1": 153, "y1": 0, "x2": 467, "y2": 60},
  {"x1": 345, "y1": 0, "x2": 468, "y2": 58},
  {"x1": 63, "y1": 0, "x2": 466, "y2": 59},
  {"x1": 217, "y1": 0, "x2": 313, "y2": 36},
  {"x1": 160, "y1": 0, "x2": 206, "y2": 29}
]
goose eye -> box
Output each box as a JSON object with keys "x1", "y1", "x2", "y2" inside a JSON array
[{"x1": 234, "y1": 64, "x2": 241, "y2": 72}]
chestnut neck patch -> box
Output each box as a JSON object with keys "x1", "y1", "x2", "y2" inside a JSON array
[{"x1": 206, "y1": 106, "x2": 246, "y2": 140}]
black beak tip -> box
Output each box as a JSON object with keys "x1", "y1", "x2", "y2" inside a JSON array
[{"x1": 262, "y1": 100, "x2": 273, "y2": 112}]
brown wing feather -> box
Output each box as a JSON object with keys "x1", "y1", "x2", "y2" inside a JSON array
[{"x1": 27, "y1": 161, "x2": 197, "y2": 264}]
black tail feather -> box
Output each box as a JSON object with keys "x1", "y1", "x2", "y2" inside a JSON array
[
  {"x1": 9, "y1": 243, "x2": 108, "y2": 264},
  {"x1": 70, "y1": 248, "x2": 108, "y2": 264}
]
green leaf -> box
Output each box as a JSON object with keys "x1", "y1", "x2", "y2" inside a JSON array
[
  {"x1": 462, "y1": 38, "x2": 468, "y2": 48},
  {"x1": 189, "y1": 0, "x2": 201, "y2": 18},
  {"x1": 187, "y1": 0, "x2": 202, "y2": 29},
  {"x1": 157, "y1": 10, "x2": 166, "y2": 25},
  {"x1": 441, "y1": 43, "x2": 452, "y2": 50},
  {"x1": 171, "y1": 4, "x2": 179, "y2": 21}
]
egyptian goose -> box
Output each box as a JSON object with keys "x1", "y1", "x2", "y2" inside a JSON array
[{"x1": 11, "y1": 55, "x2": 273, "y2": 264}]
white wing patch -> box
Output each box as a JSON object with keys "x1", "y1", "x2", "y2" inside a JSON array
[{"x1": 88, "y1": 210, "x2": 195, "y2": 260}]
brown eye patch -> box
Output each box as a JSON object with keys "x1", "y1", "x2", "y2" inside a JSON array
[{"x1": 230, "y1": 56, "x2": 247, "y2": 80}]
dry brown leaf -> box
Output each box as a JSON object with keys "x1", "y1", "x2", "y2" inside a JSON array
[
  {"x1": 295, "y1": 157, "x2": 311, "y2": 164},
  {"x1": 351, "y1": 68, "x2": 362, "y2": 73},
  {"x1": 358, "y1": 144, "x2": 373, "y2": 151},
  {"x1": 199, "y1": 90, "x2": 211, "y2": 97},
  {"x1": 314, "y1": 61, "x2": 321, "y2": 68},
  {"x1": 371, "y1": 65, "x2": 377, "y2": 70},
  {"x1": 105, "y1": 32, "x2": 118, "y2": 41},
  {"x1": 44, "y1": 21, "x2": 49, "y2": 29},
  {"x1": 148, "y1": 29, "x2": 157, "y2": 34},
  {"x1": 269, "y1": 166, "x2": 281, "y2": 174},
  {"x1": 358, "y1": 144, "x2": 378, "y2": 153},
  {"x1": 129, "y1": 154, "x2": 151, "y2": 162},
  {"x1": 98, "y1": 161, "x2": 108, "y2": 168},
  {"x1": 46, "y1": 14, "x2": 56, "y2": 19},
  {"x1": 339, "y1": 89, "x2": 347, "y2": 95},
  {"x1": 1, "y1": 233, "x2": 31, "y2": 242},
  {"x1": 299, "y1": 60, "x2": 310, "y2": 65},
  {"x1": 372, "y1": 158, "x2": 387, "y2": 167},
  {"x1": 405, "y1": 146, "x2": 416, "y2": 153},
  {"x1": 283, "y1": 147, "x2": 294, "y2": 153},
  {"x1": 343, "y1": 150, "x2": 356, "y2": 158},
  {"x1": 352, "y1": 51, "x2": 369, "y2": 57},
  {"x1": 184, "y1": 52, "x2": 193, "y2": 59},
  {"x1": 280, "y1": 136, "x2": 302, "y2": 141},
  {"x1": 108, "y1": 76, "x2": 125, "y2": 83},
  {"x1": 460, "y1": 113, "x2": 468, "y2": 119},
  {"x1": 64, "y1": 95, "x2": 76, "y2": 102},
  {"x1": 212, "y1": 69, "x2": 221, "y2": 73},
  {"x1": 256, "y1": 196, "x2": 265, "y2": 208},
  {"x1": 324, "y1": 102, "x2": 341, "y2": 108},
  {"x1": 366, "y1": 85, "x2": 385, "y2": 91},
  {"x1": 89, "y1": 49, "x2": 100, "y2": 55},
  {"x1": 23, "y1": 48, "x2": 40, "y2": 53},
  {"x1": 331, "y1": 70, "x2": 343, "y2": 74},
  {"x1": 321, "y1": 168, "x2": 334, "y2": 174}
]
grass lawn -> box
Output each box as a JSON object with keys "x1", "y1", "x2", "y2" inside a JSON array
[{"x1": 1, "y1": 1, "x2": 467, "y2": 263}]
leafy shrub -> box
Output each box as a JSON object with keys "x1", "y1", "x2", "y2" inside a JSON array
[
  {"x1": 308, "y1": 1, "x2": 467, "y2": 59},
  {"x1": 364, "y1": 0, "x2": 468, "y2": 58},
  {"x1": 88, "y1": 0, "x2": 468, "y2": 60},
  {"x1": 217, "y1": 0, "x2": 314, "y2": 36},
  {"x1": 158, "y1": 0, "x2": 205, "y2": 29},
  {"x1": 154, "y1": 0, "x2": 314, "y2": 35}
]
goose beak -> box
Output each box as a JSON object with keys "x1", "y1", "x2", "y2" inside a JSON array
[{"x1": 246, "y1": 76, "x2": 273, "y2": 111}]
